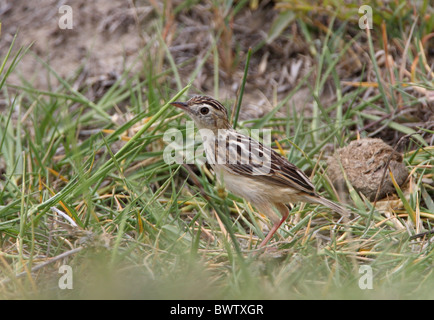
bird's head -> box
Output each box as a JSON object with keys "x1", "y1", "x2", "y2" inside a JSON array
[{"x1": 170, "y1": 96, "x2": 231, "y2": 131}]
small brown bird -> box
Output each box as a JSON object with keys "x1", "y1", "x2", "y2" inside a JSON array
[{"x1": 171, "y1": 96, "x2": 347, "y2": 247}]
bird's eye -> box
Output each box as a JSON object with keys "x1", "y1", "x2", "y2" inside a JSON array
[{"x1": 200, "y1": 107, "x2": 209, "y2": 115}]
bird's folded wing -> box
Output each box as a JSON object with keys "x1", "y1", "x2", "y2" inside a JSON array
[{"x1": 213, "y1": 131, "x2": 316, "y2": 196}]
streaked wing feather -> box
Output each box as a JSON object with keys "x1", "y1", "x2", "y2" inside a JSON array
[{"x1": 215, "y1": 130, "x2": 316, "y2": 196}]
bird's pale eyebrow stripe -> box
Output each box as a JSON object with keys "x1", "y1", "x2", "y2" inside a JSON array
[
  {"x1": 205, "y1": 99, "x2": 225, "y2": 112},
  {"x1": 191, "y1": 96, "x2": 227, "y2": 113}
]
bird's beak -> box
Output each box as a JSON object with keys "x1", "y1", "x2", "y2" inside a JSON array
[{"x1": 170, "y1": 101, "x2": 188, "y2": 111}]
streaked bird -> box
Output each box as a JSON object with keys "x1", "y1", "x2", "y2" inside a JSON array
[{"x1": 171, "y1": 95, "x2": 347, "y2": 247}]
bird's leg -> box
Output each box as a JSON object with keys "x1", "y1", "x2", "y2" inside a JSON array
[{"x1": 258, "y1": 203, "x2": 290, "y2": 248}]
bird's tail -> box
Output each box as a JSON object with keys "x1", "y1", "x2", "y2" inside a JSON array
[{"x1": 305, "y1": 195, "x2": 349, "y2": 217}]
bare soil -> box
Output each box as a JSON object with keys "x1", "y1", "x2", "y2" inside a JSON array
[{"x1": 1, "y1": 0, "x2": 433, "y2": 141}]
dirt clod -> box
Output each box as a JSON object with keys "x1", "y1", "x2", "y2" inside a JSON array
[{"x1": 327, "y1": 138, "x2": 408, "y2": 201}]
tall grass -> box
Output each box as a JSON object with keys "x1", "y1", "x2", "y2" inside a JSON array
[{"x1": 0, "y1": 1, "x2": 433, "y2": 299}]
